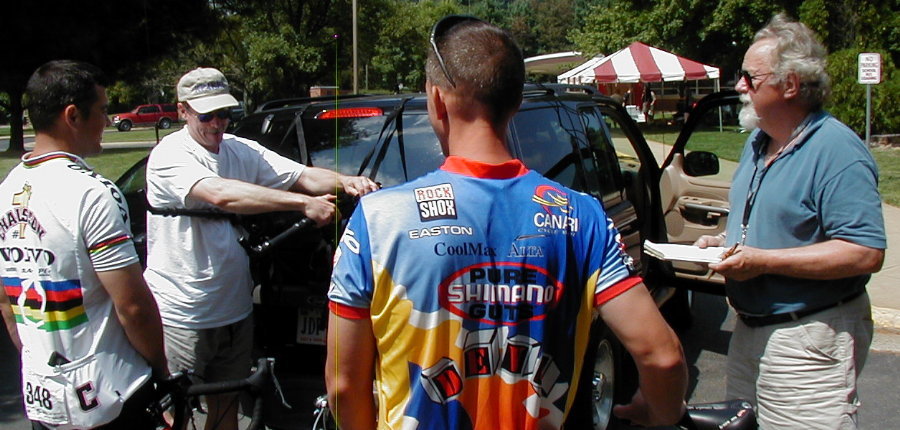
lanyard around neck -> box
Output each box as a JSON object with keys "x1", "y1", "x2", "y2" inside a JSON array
[{"x1": 739, "y1": 114, "x2": 814, "y2": 245}]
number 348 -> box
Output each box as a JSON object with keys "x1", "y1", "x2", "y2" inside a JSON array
[{"x1": 25, "y1": 382, "x2": 53, "y2": 410}]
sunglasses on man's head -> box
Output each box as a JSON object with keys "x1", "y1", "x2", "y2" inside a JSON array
[
  {"x1": 429, "y1": 15, "x2": 486, "y2": 88},
  {"x1": 196, "y1": 109, "x2": 231, "y2": 123}
]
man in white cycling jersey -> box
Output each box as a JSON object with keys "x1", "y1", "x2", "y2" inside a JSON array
[{"x1": 0, "y1": 60, "x2": 167, "y2": 429}]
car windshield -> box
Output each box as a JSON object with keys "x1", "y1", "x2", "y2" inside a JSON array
[{"x1": 303, "y1": 112, "x2": 443, "y2": 188}]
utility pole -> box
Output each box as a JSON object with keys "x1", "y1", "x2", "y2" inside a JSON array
[{"x1": 352, "y1": 0, "x2": 358, "y2": 94}]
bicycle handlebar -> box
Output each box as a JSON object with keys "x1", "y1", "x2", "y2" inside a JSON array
[
  {"x1": 246, "y1": 217, "x2": 316, "y2": 255},
  {"x1": 157, "y1": 357, "x2": 291, "y2": 430}
]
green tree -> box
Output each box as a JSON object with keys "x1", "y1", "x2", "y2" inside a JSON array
[
  {"x1": 370, "y1": 0, "x2": 460, "y2": 92},
  {"x1": 0, "y1": 0, "x2": 216, "y2": 152},
  {"x1": 197, "y1": 0, "x2": 356, "y2": 106},
  {"x1": 568, "y1": 0, "x2": 898, "y2": 136}
]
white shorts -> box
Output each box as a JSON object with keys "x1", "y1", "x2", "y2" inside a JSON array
[
  {"x1": 726, "y1": 293, "x2": 873, "y2": 429},
  {"x1": 163, "y1": 316, "x2": 254, "y2": 383}
]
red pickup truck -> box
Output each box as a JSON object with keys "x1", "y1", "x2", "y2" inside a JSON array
[{"x1": 111, "y1": 103, "x2": 179, "y2": 131}]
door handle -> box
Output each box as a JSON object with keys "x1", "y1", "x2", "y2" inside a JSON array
[{"x1": 683, "y1": 203, "x2": 729, "y2": 216}]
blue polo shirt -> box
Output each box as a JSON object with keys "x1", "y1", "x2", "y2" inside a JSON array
[{"x1": 724, "y1": 110, "x2": 886, "y2": 316}]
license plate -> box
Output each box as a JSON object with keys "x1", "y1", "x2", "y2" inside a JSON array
[{"x1": 296, "y1": 306, "x2": 327, "y2": 345}]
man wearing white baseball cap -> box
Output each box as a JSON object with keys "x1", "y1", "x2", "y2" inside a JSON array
[
  {"x1": 176, "y1": 67, "x2": 240, "y2": 114},
  {"x1": 144, "y1": 67, "x2": 379, "y2": 429}
]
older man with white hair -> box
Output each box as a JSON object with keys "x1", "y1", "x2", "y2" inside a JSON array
[{"x1": 696, "y1": 13, "x2": 886, "y2": 430}]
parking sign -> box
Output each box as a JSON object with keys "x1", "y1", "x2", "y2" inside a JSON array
[{"x1": 858, "y1": 53, "x2": 882, "y2": 84}]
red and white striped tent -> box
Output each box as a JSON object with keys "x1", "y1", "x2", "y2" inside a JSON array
[
  {"x1": 557, "y1": 41, "x2": 719, "y2": 85},
  {"x1": 592, "y1": 41, "x2": 720, "y2": 83}
]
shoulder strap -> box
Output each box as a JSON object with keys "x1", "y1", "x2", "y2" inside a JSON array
[{"x1": 146, "y1": 202, "x2": 239, "y2": 222}]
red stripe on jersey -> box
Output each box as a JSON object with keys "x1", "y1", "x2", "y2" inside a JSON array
[
  {"x1": 329, "y1": 301, "x2": 370, "y2": 319},
  {"x1": 594, "y1": 276, "x2": 643, "y2": 307}
]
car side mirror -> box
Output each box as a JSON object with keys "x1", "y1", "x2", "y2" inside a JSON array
[{"x1": 684, "y1": 151, "x2": 719, "y2": 177}]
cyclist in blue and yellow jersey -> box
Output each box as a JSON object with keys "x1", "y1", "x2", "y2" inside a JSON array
[{"x1": 325, "y1": 16, "x2": 687, "y2": 430}]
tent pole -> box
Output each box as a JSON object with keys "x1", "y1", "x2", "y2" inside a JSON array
[{"x1": 716, "y1": 78, "x2": 723, "y2": 132}]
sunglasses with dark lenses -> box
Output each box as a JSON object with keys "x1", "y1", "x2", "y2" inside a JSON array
[
  {"x1": 429, "y1": 15, "x2": 485, "y2": 88},
  {"x1": 196, "y1": 109, "x2": 231, "y2": 123},
  {"x1": 739, "y1": 70, "x2": 774, "y2": 91}
]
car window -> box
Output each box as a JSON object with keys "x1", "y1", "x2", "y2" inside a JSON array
[
  {"x1": 138, "y1": 106, "x2": 159, "y2": 114},
  {"x1": 117, "y1": 159, "x2": 146, "y2": 195},
  {"x1": 680, "y1": 100, "x2": 745, "y2": 181},
  {"x1": 234, "y1": 112, "x2": 301, "y2": 161},
  {"x1": 369, "y1": 113, "x2": 443, "y2": 187},
  {"x1": 304, "y1": 112, "x2": 443, "y2": 189},
  {"x1": 510, "y1": 107, "x2": 581, "y2": 190},
  {"x1": 579, "y1": 107, "x2": 623, "y2": 202},
  {"x1": 599, "y1": 109, "x2": 645, "y2": 192},
  {"x1": 304, "y1": 115, "x2": 388, "y2": 177},
  {"x1": 162, "y1": 105, "x2": 177, "y2": 113}
]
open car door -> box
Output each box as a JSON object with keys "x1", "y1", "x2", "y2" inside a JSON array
[{"x1": 659, "y1": 90, "x2": 743, "y2": 293}]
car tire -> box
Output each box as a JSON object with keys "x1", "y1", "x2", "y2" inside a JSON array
[
  {"x1": 117, "y1": 120, "x2": 132, "y2": 132},
  {"x1": 565, "y1": 320, "x2": 636, "y2": 430},
  {"x1": 158, "y1": 117, "x2": 172, "y2": 129}
]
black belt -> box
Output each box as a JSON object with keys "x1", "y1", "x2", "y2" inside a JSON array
[{"x1": 737, "y1": 290, "x2": 865, "y2": 328}]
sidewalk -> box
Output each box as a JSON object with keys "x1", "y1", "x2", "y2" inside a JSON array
[{"x1": 868, "y1": 203, "x2": 900, "y2": 334}]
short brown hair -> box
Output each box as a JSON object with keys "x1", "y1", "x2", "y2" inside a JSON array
[
  {"x1": 25, "y1": 60, "x2": 109, "y2": 132},
  {"x1": 426, "y1": 17, "x2": 524, "y2": 122}
]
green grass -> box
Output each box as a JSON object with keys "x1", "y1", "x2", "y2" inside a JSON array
[
  {"x1": 871, "y1": 147, "x2": 900, "y2": 207},
  {"x1": 101, "y1": 126, "x2": 179, "y2": 142},
  {"x1": 0, "y1": 148, "x2": 150, "y2": 182}
]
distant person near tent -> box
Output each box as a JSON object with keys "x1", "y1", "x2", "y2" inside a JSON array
[{"x1": 642, "y1": 88, "x2": 656, "y2": 121}]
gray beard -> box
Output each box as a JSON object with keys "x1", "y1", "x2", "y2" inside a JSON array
[{"x1": 738, "y1": 94, "x2": 760, "y2": 130}]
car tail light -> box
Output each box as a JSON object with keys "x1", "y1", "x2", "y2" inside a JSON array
[{"x1": 316, "y1": 107, "x2": 384, "y2": 119}]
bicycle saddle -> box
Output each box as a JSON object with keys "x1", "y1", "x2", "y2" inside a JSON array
[{"x1": 681, "y1": 399, "x2": 757, "y2": 430}]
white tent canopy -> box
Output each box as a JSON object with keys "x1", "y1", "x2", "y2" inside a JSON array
[
  {"x1": 592, "y1": 42, "x2": 719, "y2": 83},
  {"x1": 556, "y1": 55, "x2": 606, "y2": 85},
  {"x1": 557, "y1": 42, "x2": 719, "y2": 84},
  {"x1": 524, "y1": 51, "x2": 587, "y2": 76}
]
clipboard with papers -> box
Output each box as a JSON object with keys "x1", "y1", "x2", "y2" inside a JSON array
[{"x1": 643, "y1": 240, "x2": 727, "y2": 264}]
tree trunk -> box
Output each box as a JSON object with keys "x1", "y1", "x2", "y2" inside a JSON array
[{"x1": 6, "y1": 88, "x2": 25, "y2": 153}]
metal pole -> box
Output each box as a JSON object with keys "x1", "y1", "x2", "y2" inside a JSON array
[
  {"x1": 352, "y1": 0, "x2": 358, "y2": 94},
  {"x1": 865, "y1": 84, "x2": 872, "y2": 145}
]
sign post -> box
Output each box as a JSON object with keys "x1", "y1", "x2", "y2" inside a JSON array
[{"x1": 858, "y1": 53, "x2": 882, "y2": 145}]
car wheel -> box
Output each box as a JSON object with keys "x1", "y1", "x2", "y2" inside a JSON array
[
  {"x1": 158, "y1": 117, "x2": 172, "y2": 129},
  {"x1": 565, "y1": 321, "x2": 636, "y2": 430},
  {"x1": 591, "y1": 333, "x2": 617, "y2": 428},
  {"x1": 117, "y1": 120, "x2": 132, "y2": 132}
]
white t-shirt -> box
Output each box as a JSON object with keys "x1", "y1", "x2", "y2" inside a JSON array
[
  {"x1": 0, "y1": 152, "x2": 149, "y2": 428},
  {"x1": 145, "y1": 127, "x2": 304, "y2": 328}
]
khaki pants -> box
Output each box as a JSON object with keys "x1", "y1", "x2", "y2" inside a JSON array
[{"x1": 726, "y1": 293, "x2": 873, "y2": 430}]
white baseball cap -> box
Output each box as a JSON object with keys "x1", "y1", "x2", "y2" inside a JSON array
[{"x1": 176, "y1": 67, "x2": 239, "y2": 113}]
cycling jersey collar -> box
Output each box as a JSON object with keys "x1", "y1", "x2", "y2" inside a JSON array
[{"x1": 441, "y1": 156, "x2": 528, "y2": 179}]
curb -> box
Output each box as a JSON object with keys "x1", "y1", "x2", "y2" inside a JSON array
[{"x1": 873, "y1": 306, "x2": 900, "y2": 334}]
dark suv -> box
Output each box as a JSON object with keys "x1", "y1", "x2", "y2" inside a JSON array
[{"x1": 116, "y1": 84, "x2": 743, "y2": 429}]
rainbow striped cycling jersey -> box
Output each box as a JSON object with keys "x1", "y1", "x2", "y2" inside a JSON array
[
  {"x1": 329, "y1": 156, "x2": 640, "y2": 430},
  {"x1": 0, "y1": 152, "x2": 149, "y2": 428}
]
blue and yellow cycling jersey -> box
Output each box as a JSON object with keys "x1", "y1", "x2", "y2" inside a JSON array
[{"x1": 329, "y1": 156, "x2": 640, "y2": 429}]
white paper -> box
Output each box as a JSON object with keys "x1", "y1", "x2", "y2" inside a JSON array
[{"x1": 643, "y1": 240, "x2": 727, "y2": 263}]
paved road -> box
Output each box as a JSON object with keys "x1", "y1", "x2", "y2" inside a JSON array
[
  {"x1": 680, "y1": 292, "x2": 900, "y2": 430},
  {"x1": 1, "y1": 294, "x2": 897, "y2": 429}
]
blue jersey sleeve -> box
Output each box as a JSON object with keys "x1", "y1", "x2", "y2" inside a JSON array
[
  {"x1": 594, "y1": 215, "x2": 633, "y2": 294},
  {"x1": 328, "y1": 204, "x2": 375, "y2": 312}
]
